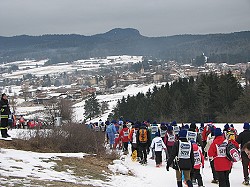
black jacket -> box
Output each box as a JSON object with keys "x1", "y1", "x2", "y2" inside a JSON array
[
  {"x1": 0, "y1": 98, "x2": 11, "y2": 118},
  {"x1": 136, "y1": 125, "x2": 151, "y2": 146},
  {"x1": 167, "y1": 138, "x2": 194, "y2": 170},
  {"x1": 236, "y1": 130, "x2": 250, "y2": 151}
]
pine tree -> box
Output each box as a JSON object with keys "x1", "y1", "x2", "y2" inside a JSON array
[{"x1": 84, "y1": 93, "x2": 101, "y2": 120}]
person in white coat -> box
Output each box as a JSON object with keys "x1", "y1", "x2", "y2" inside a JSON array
[{"x1": 150, "y1": 131, "x2": 167, "y2": 167}]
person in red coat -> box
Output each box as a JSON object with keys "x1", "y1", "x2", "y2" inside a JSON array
[
  {"x1": 191, "y1": 141, "x2": 204, "y2": 187},
  {"x1": 202, "y1": 121, "x2": 215, "y2": 158},
  {"x1": 208, "y1": 128, "x2": 237, "y2": 187},
  {"x1": 119, "y1": 124, "x2": 130, "y2": 154}
]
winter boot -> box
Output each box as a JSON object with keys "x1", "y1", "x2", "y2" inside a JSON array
[
  {"x1": 242, "y1": 180, "x2": 249, "y2": 185},
  {"x1": 197, "y1": 178, "x2": 204, "y2": 186},
  {"x1": 109, "y1": 144, "x2": 113, "y2": 149},
  {"x1": 186, "y1": 180, "x2": 193, "y2": 187},
  {"x1": 211, "y1": 179, "x2": 219, "y2": 184},
  {"x1": 1, "y1": 129, "x2": 8, "y2": 138},
  {"x1": 177, "y1": 181, "x2": 183, "y2": 187}
]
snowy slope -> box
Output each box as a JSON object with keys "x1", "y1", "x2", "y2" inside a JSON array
[
  {"x1": 3, "y1": 123, "x2": 248, "y2": 187},
  {"x1": 73, "y1": 83, "x2": 166, "y2": 123}
]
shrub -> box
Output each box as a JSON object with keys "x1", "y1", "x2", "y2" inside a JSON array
[{"x1": 15, "y1": 123, "x2": 107, "y2": 156}]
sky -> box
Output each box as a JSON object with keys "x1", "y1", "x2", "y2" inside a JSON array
[{"x1": 0, "y1": 0, "x2": 250, "y2": 37}]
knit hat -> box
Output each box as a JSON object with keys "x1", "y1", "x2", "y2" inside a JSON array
[
  {"x1": 243, "y1": 122, "x2": 250, "y2": 130},
  {"x1": 172, "y1": 120, "x2": 177, "y2": 125},
  {"x1": 1, "y1": 93, "x2": 6, "y2": 99},
  {"x1": 224, "y1": 123, "x2": 230, "y2": 130},
  {"x1": 208, "y1": 120, "x2": 213, "y2": 123},
  {"x1": 179, "y1": 130, "x2": 187, "y2": 139},
  {"x1": 210, "y1": 126, "x2": 215, "y2": 136},
  {"x1": 200, "y1": 122, "x2": 204, "y2": 128},
  {"x1": 184, "y1": 124, "x2": 189, "y2": 130},
  {"x1": 168, "y1": 125, "x2": 173, "y2": 131},
  {"x1": 190, "y1": 122, "x2": 196, "y2": 130},
  {"x1": 135, "y1": 124, "x2": 139, "y2": 129},
  {"x1": 214, "y1": 128, "x2": 222, "y2": 137}
]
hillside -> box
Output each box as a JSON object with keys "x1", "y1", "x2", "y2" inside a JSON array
[
  {"x1": 0, "y1": 123, "x2": 247, "y2": 187},
  {"x1": 0, "y1": 28, "x2": 250, "y2": 64}
]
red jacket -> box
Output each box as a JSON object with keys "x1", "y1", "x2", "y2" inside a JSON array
[
  {"x1": 202, "y1": 124, "x2": 214, "y2": 141},
  {"x1": 164, "y1": 131, "x2": 175, "y2": 146},
  {"x1": 208, "y1": 135, "x2": 233, "y2": 171},
  {"x1": 119, "y1": 127, "x2": 130, "y2": 142},
  {"x1": 192, "y1": 143, "x2": 204, "y2": 169}
]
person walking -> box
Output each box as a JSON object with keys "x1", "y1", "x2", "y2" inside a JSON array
[
  {"x1": 128, "y1": 123, "x2": 139, "y2": 157},
  {"x1": 164, "y1": 125, "x2": 176, "y2": 161},
  {"x1": 190, "y1": 140, "x2": 205, "y2": 187},
  {"x1": 166, "y1": 129, "x2": 194, "y2": 187},
  {"x1": 150, "y1": 131, "x2": 167, "y2": 167},
  {"x1": 208, "y1": 128, "x2": 238, "y2": 187},
  {"x1": 119, "y1": 124, "x2": 130, "y2": 154},
  {"x1": 106, "y1": 120, "x2": 117, "y2": 149},
  {"x1": 236, "y1": 122, "x2": 250, "y2": 185},
  {"x1": 0, "y1": 93, "x2": 11, "y2": 139},
  {"x1": 204, "y1": 126, "x2": 219, "y2": 184},
  {"x1": 136, "y1": 123, "x2": 151, "y2": 165}
]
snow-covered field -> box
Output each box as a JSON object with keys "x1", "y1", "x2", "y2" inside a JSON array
[
  {"x1": 1, "y1": 123, "x2": 247, "y2": 187},
  {"x1": 1, "y1": 55, "x2": 143, "y2": 79},
  {"x1": 73, "y1": 83, "x2": 166, "y2": 123},
  {"x1": 7, "y1": 82, "x2": 166, "y2": 122},
  {"x1": 1, "y1": 57, "x2": 249, "y2": 186}
]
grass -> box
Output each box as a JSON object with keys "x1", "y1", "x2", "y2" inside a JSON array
[
  {"x1": 53, "y1": 155, "x2": 113, "y2": 181},
  {"x1": 0, "y1": 138, "x2": 119, "y2": 186},
  {"x1": 0, "y1": 176, "x2": 94, "y2": 187}
]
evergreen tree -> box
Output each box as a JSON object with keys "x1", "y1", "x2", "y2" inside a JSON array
[
  {"x1": 231, "y1": 86, "x2": 250, "y2": 120},
  {"x1": 217, "y1": 71, "x2": 243, "y2": 110},
  {"x1": 84, "y1": 93, "x2": 100, "y2": 120},
  {"x1": 196, "y1": 80, "x2": 210, "y2": 122},
  {"x1": 112, "y1": 73, "x2": 248, "y2": 123},
  {"x1": 101, "y1": 101, "x2": 109, "y2": 114}
]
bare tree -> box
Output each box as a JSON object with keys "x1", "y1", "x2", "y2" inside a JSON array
[
  {"x1": 57, "y1": 99, "x2": 73, "y2": 123},
  {"x1": 9, "y1": 94, "x2": 17, "y2": 114},
  {"x1": 43, "y1": 98, "x2": 73, "y2": 126}
]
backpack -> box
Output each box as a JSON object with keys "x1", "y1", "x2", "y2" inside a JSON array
[
  {"x1": 226, "y1": 130, "x2": 236, "y2": 141},
  {"x1": 139, "y1": 128, "x2": 148, "y2": 143},
  {"x1": 226, "y1": 141, "x2": 241, "y2": 162}
]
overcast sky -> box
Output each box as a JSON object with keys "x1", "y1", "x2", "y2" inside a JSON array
[{"x1": 0, "y1": 0, "x2": 250, "y2": 37}]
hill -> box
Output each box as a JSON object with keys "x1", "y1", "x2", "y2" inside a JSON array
[
  {"x1": 0, "y1": 28, "x2": 250, "y2": 64},
  {"x1": 0, "y1": 123, "x2": 247, "y2": 187}
]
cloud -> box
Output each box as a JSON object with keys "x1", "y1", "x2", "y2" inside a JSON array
[{"x1": 0, "y1": 0, "x2": 249, "y2": 36}]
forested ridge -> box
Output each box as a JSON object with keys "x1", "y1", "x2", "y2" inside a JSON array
[
  {"x1": 112, "y1": 72, "x2": 250, "y2": 123},
  {"x1": 0, "y1": 28, "x2": 250, "y2": 64}
]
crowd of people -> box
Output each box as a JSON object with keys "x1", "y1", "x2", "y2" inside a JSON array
[
  {"x1": 88, "y1": 118, "x2": 250, "y2": 187},
  {"x1": 1, "y1": 92, "x2": 250, "y2": 186},
  {"x1": 0, "y1": 93, "x2": 46, "y2": 140}
]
